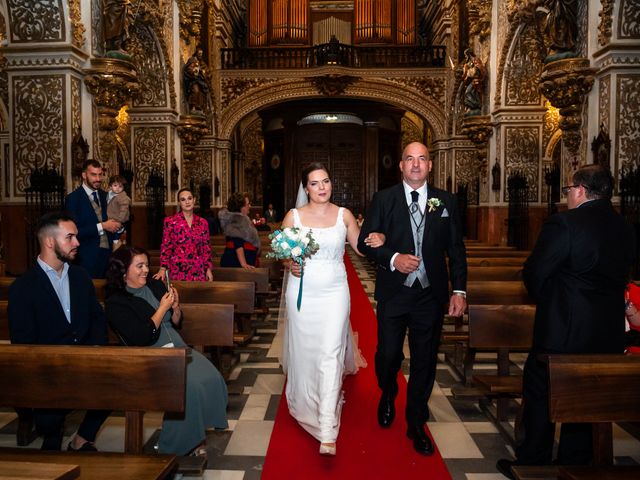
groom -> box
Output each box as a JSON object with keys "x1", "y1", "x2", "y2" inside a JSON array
[{"x1": 358, "y1": 142, "x2": 467, "y2": 455}]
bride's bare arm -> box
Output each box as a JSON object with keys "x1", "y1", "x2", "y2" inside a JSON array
[{"x1": 280, "y1": 210, "x2": 302, "y2": 277}]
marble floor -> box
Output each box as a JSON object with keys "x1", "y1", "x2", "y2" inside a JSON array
[{"x1": 1, "y1": 250, "x2": 639, "y2": 479}]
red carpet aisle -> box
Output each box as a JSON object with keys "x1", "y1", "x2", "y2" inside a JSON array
[{"x1": 262, "y1": 255, "x2": 452, "y2": 479}]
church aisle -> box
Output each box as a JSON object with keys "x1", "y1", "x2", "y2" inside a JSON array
[{"x1": 0, "y1": 249, "x2": 638, "y2": 479}]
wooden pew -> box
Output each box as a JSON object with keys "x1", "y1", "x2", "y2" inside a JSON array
[
  {"x1": 513, "y1": 354, "x2": 640, "y2": 480},
  {"x1": 468, "y1": 304, "x2": 535, "y2": 445},
  {"x1": 466, "y1": 257, "x2": 526, "y2": 267},
  {"x1": 466, "y1": 250, "x2": 530, "y2": 258},
  {"x1": 467, "y1": 266, "x2": 523, "y2": 281},
  {"x1": 0, "y1": 344, "x2": 187, "y2": 455},
  {"x1": 0, "y1": 449, "x2": 177, "y2": 480},
  {"x1": 466, "y1": 281, "x2": 532, "y2": 305}
]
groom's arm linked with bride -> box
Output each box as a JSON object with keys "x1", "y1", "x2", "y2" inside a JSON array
[{"x1": 356, "y1": 141, "x2": 468, "y2": 456}]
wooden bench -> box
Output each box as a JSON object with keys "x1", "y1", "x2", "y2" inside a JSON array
[
  {"x1": 0, "y1": 448, "x2": 176, "y2": 479},
  {"x1": 467, "y1": 305, "x2": 535, "y2": 444},
  {"x1": 0, "y1": 344, "x2": 186, "y2": 455},
  {"x1": 466, "y1": 257, "x2": 526, "y2": 267},
  {"x1": 467, "y1": 266, "x2": 523, "y2": 281},
  {"x1": 513, "y1": 354, "x2": 640, "y2": 480},
  {"x1": 466, "y1": 281, "x2": 532, "y2": 305}
]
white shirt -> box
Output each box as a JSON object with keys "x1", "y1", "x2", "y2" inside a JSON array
[{"x1": 37, "y1": 257, "x2": 71, "y2": 323}]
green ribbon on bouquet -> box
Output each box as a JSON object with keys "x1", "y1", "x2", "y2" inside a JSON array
[{"x1": 295, "y1": 258, "x2": 304, "y2": 311}]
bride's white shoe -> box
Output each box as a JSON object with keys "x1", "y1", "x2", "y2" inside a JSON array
[{"x1": 319, "y1": 442, "x2": 336, "y2": 455}]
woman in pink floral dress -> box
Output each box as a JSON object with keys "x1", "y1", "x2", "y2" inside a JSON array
[{"x1": 153, "y1": 188, "x2": 213, "y2": 282}]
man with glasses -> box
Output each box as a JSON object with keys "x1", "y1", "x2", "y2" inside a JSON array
[{"x1": 497, "y1": 165, "x2": 636, "y2": 478}]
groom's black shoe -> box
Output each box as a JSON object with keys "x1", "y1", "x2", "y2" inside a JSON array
[
  {"x1": 406, "y1": 424, "x2": 434, "y2": 456},
  {"x1": 377, "y1": 394, "x2": 395, "y2": 428},
  {"x1": 495, "y1": 459, "x2": 517, "y2": 480}
]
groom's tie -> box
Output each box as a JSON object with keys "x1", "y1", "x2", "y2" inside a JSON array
[{"x1": 405, "y1": 190, "x2": 429, "y2": 288}]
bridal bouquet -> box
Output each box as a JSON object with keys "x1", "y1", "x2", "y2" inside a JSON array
[{"x1": 267, "y1": 227, "x2": 319, "y2": 310}]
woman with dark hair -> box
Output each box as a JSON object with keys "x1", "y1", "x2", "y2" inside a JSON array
[
  {"x1": 280, "y1": 162, "x2": 383, "y2": 455},
  {"x1": 153, "y1": 188, "x2": 213, "y2": 282},
  {"x1": 105, "y1": 246, "x2": 228, "y2": 456},
  {"x1": 218, "y1": 192, "x2": 261, "y2": 269}
]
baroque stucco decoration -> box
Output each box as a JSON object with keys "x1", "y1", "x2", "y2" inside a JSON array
[
  {"x1": 176, "y1": 0, "x2": 204, "y2": 43},
  {"x1": 218, "y1": 76, "x2": 447, "y2": 142},
  {"x1": 598, "y1": 0, "x2": 614, "y2": 46},
  {"x1": 69, "y1": 0, "x2": 86, "y2": 48},
  {"x1": 307, "y1": 75, "x2": 360, "y2": 96},
  {"x1": 389, "y1": 77, "x2": 446, "y2": 108},
  {"x1": 6, "y1": 0, "x2": 64, "y2": 42}
]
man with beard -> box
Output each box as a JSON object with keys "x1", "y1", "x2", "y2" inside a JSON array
[
  {"x1": 65, "y1": 160, "x2": 121, "y2": 278},
  {"x1": 8, "y1": 212, "x2": 109, "y2": 451}
]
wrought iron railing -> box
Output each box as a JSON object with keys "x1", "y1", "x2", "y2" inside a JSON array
[{"x1": 221, "y1": 42, "x2": 446, "y2": 70}]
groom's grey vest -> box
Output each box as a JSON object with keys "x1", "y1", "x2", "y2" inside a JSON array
[{"x1": 404, "y1": 196, "x2": 430, "y2": 288}]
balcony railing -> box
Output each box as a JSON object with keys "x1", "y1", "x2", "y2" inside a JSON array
[{"x1": 220, "y1": 42, "x2": 446, "y2": 70}]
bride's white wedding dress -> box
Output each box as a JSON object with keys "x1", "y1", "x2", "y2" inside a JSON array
[{"x1": 284, "y1": 207, "x2": 360, "y2": 443}]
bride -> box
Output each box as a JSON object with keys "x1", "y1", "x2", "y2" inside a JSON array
[{"x1": 281, "y1": 162, "x2": 383, "y2": 455}]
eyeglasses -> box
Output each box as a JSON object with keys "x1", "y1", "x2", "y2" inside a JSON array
[{"x1": 561, "y1": 184, "x2": 580, "y2": 195}]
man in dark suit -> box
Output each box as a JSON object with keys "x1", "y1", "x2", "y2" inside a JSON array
[
  {"x1": 65, "y1": 160, "x2": 121, "y2": 278},
  {"x1": 497, "y1": 165, "x2": 636, "y2": 479},
  {"x1": 358, "y1": 142, "x2": 468, "y2": 455},
  {"x1": 9, "y1": 212, "x2": 109, "y2": 451}
]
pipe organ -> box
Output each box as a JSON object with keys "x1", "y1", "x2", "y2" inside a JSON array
[{"x1": 248, "y1": 0, "x2": 416, "y2": 47}]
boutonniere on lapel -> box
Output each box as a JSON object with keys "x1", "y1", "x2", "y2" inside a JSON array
[{"x1": 427, "y1": 198, "x2": 442, "y2": 213}]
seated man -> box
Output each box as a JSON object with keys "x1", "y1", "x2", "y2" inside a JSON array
[{"x1": 8, "y1": 212, "x2": 109, "y2": 451}]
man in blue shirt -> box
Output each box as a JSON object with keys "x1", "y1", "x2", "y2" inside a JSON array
[{"x1": 9, "y1": 212, "x2": 109, "y2": 451}]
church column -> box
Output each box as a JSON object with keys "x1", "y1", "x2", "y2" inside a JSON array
[{"x1": 214, "y1": 139, "x2": 232, "y2": 207}]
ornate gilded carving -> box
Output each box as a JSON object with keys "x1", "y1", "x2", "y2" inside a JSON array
[
  {"x1": 12, "y1": 75, "x2": 64, "y2": 195},
  {"x1": 616, "y1": 74, "x2": 640, "y2": 170},
  {"x1": 133, "y1": 127, "x2": 167, "y2": 202},
  {"x1": 177, "y1": 115, "x2": 208, "y2": 162},
  {"x1": 619, "y1": 0, "x2": 640, "y2": 38},
  {"x1": 307, "y1": 74, "x2": 359, "y2": 96},
  {"x1": 504, "y1": 126, "x2": 539, "y2": 202},
  {"x1": 91, "y1": 0, "x2": 104, "y2": 55},
  {"x1": 183, "y1": 149, "x2": 212, "y2": 194},
  {"x1": 539, "y1": 57, "x2": 596, "y2": 155},
  {"x1": 7, "y1": 0, "x2": 64, "y2": 42},
  {"x1": 68, "y1": 0, "x2": 86, "y2": 48},
  {"x1": 454, "y1": 150, "x2": 480, "y2": 204},
  {"x1": 71, "y1": 76, "x2": 81, "y2": 135},
  {"x1": 543, "y1": 100, "x2": 560, "y2": 152},
  {"x1": 401, "y1": 117, "x2": 422, "y2": 150},
  {"x1": 598, "y1": 0, "x2": 614, "y2": 46},
  {"x1": 242, "y1": 120, "x2": 264, "y2": 204},
  {"x1": 84, "y1": 58, "x2": 140, "y2": 161},
  {"x1": 468, "y1": 0, "x2": 492, "y2": 43},
  {"x1": 506, "y1": 23, "x2": 544, "y2": 106},
  {"x1": 128, "y1": 22, "x2": 168, "y2": 107},
  {"x1": 390, "y1": 77, "x2": 446, "y2": 108},
  {"x1": 176, "y1": 0, "x2": 204, "y2": 43},
  {"x1": 599, "y1": 76, "x2": 610, "y2": 134},
  {"x1": 460, "y1": 115, "x2": 494, "y2": 176},
  {"x1": 0, "y1": 22, "x2": 7, "y2": 108},
  {"x1": 220, "y1": 77, "x2": 279, "y2": 108}
]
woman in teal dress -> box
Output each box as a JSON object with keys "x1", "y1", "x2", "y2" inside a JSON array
[{"x1": 105, "y1": 246, "x2": 228, "y2": 455}]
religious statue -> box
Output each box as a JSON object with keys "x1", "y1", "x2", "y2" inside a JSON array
[
  {"x1": 183, "y1": 47, "x2": 210, "y2": 114},
  {"x1": 103, "y1": 0, "x2": 130, "y2": 58},
  {"x1": 462, "y1": 49, "x2": 486, "y2": 116},
  {"x1": 540, "y1": 0, "x2": 578, "y2": 61}
]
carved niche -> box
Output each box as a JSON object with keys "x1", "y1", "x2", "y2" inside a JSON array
[
  {"x1": 616, "y1": 74, "x2": 640, "y2": 170},
  {"x1": 505, "y1": 22, "x2": 544, "y2": 106},
  {"x1": 504, "y1": 126, "x2": 539, "y2": 202},
  {"x1": 133, "y1": 126, "x2": 167, "y2": 202},
  {"x1": 128, "y1": 22, "x2": 168, "y2": 108}
]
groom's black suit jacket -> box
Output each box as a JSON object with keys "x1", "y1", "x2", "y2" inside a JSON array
[{"x1": 358, "y1": 183, "x2": 467, "y2": 304}]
